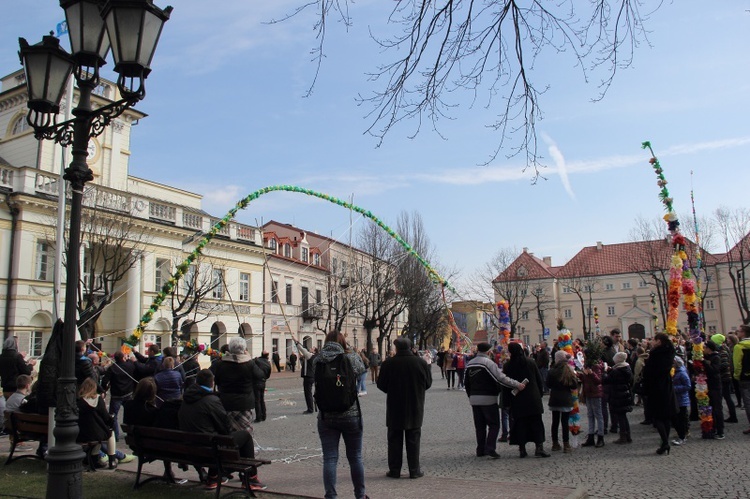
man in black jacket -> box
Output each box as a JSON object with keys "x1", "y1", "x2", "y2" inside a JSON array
[
  {"x1": 465, "y1": 342, "x2": 525, "y2": 459},
  {"x1": 253, "y1": 351, "x2": 272, "y2": 422},
  {"x1": 293, "y1": 339, "x2": 316, "y2": 414},
  {"x1": 178, "y1": 369, "x2": 265, "y2": 491},
  {"x1": 103, "y1": 351, "x2": 136, "y2": 441},
  {"x1": 377, "y1": 337, "x2": 432, "y2": 479},
  {"x1": 0, "y1": 336, "x2": 35, "y2": 400}
]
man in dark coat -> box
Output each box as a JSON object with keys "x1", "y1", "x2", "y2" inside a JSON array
[
  {"x1": 253, "y1": 351, "x2": 272, "y2": 422},
  {"x1": 272, "y1": 351, "x2": 281, "y2": 372},
  {"x1": 178, "y1": 369, "x2": 264, "y2": 491},
  {"x1": 293, "y1": 339, "x2": 317, "y2": 414},
  {"x1": 103, "y1": 351, "x2": 137, "y2": 440},
  {"x1": 376, "y1": 337, "x2": 432, "y2": 479},
  {"x1": 288, "y1": 352, "x2": 297, "y2": 372}
]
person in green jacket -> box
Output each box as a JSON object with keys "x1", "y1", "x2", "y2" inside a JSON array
[{"x1": 732, "y1": 325, "x2": 750, "y2": 434}]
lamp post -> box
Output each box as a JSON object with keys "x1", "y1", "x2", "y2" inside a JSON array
[{"x1": 18, "y1": 1, "x2": 171, "y2": 497}]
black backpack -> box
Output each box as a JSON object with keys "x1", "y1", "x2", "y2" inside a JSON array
[{"x1": 314, "y1": 353, "x2": 357, "y2": 413}]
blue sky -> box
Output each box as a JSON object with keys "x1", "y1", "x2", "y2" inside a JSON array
[{"x1": 3, "y1": 1, "x2": 750, "y2": 295}]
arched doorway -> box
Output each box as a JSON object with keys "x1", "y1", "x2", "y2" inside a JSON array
[
  {"x1": 181, "y1": 320, "x2": 199, "y2": 341},
  {"x1": 628, "y1": 323, "x2": 646, "y2": 340},
  {"x1": 210, "y1": 321, "x2": 227, "y2": 349},
  {"x1": 238, "y1": 323, "x2": 252, "y2": 338}
]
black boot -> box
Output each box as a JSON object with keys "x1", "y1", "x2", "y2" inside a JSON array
[
  {"x1": 519, "y1": 445, "x2": 527, "y2": 458},
  {"x1": 595, "y1": 435, "x2": 605, "y2": 448},
  {"x1": 581, "y1": 434, "x2": 596, "y2": 447},
  {"x1": 108, "y1": 455, "x2": 118, "y2": 470},
  {"x1": 534, "y1": 443, "x2": 551, "y2": 458}
]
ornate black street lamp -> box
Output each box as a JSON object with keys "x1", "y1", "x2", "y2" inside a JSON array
[{"x1": 18, "y1": 1, "x2": 171, "y2": 497}]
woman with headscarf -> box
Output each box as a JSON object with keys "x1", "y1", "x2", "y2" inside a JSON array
[
  {"x1": 213, "y1": 337, "x2": 265, "y2": 433},
  {"x1": 503, "y1": 342, "x2": 550, "y2": 458},
  {"x1": 0, "y1": 336, "x2": 35, "y2": 400},
  {"x1": 642, "y1": 333, "x2": 677, "y2": 455}
]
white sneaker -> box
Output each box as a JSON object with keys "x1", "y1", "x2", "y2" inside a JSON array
[{"x1": 671, "y1": 438, "x2": 684, "y2": 446}]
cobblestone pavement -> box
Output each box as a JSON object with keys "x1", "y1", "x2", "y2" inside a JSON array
[
  {"x1": 251, "y1": 365, "x2": 749, "y2": 499},
  {"x1": 3, "y1": 365, "x2": 748, "y2": 498}
]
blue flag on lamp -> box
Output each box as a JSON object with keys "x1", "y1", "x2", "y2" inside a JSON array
[{"x1": 56, "y1": 20, "x2": 68, "y2": 37}]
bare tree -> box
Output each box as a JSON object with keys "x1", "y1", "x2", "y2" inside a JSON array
[
  {"x1": 558, "y1": 260, "x2": 600, "y2": 340},
  {"x1": 627, "y1": 215, "x2": 717, "y2": 330},
  {"x1": 395, "y1": 211, "x2": 451, "y2": 349},
  {"x1": 167, "y1": 256, "x2": 224, "y2": 346},
  {"x1": 353, "y1": 221, "x2": 406, "y2": 355},
  {"x1": 50, "y1": 188, "x2": 151, "y2": 340},
  {"x1": 279, "y1": 1, "x2": 655, "y2": 172},
  {"x1": 529, "y1": 283, "x2": 556, "y2": 338},
  {"x1": 715, "y1": 206, "x2": 750, "y2": 324}
]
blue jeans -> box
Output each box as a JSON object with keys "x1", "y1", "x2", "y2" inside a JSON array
[
  {"x1": 357, "y1": 372, "x2": 367, "y2": 393},
  {"x1": 317, "y1": 416, "x2": 365, "y2": 499},
  {"x1": 109, "y1": 394, "x2": 131, "y2": 441},
  {"x1": 586, "y1": 397, "x2": 604, "y2": 436}
]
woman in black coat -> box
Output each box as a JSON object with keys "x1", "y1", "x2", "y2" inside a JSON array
[
  {"x1": 642, "y1": 333, "x2": 677, "y2": 454},
  {"x1": 602, "y1": 352, "x2": 634, "y2": 444},
  {"x1": 503, "y1": 342, "x2": 549, "y2": 458}
]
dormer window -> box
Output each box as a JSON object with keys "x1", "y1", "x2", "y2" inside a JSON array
[
  {"x1": 284, "y1": 243, "x2": 291, "y2": 258},
  {"x1": 268, "y1": 238, "x2": 277, "y2": 251}
]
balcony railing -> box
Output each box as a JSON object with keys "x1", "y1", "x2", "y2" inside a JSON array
[
  {"x1": 2, "y1": 165, "x2": 260, "y2": 246},
  {"x1": 302, "y1": 305, "x2": 324, "y2": 321}
]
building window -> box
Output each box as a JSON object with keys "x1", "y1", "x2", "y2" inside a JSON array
[
  {"x1": 562, "y1": 286, "x2": 572, "y2": 294},
  {"x1": 183, "y1": 264, "x2": 197, "y2": 293},
  {"x1": 586, "y1": 307, "x2": 593, "y2": 317},
  {"x1": 268, "y1": 238, "x2": 277, "y2": 251},
  {"x1": 11, "y1": 114, "x2": 30, "y2": 135},
  {"x1": 621, "y1": 282, "x2": 631, "y2": 290},
  {"x1": 36, "y1": 241, "x2": 53, "y2": 281},
  {"x1": 301, "y1": 286, "x2": 309, "y2": 311},
  {"x1": 301, "y1": 247, "x2": 309, "y2": 263},
  {"x1": 30, "y1": 331, "x2": 43, "y2": 357},
  {"x1": 316, "y1": 289, "x2": 322, "y2": 304},
  {"x1": 638, "y1": 280, "x2": 649, "y2": 288},
  {"x1": 605, "y1": 283, "x2": 614, "y2": 291},
  {"x1": 284, "y1": 243, "x2": 291, "y2": 258},
  {"x1": 212, "y1": 269, "x2": 224, "y2": 299},
  {"x1": 155, "y1": 258, "x2": 169, "y2": 291},
  {"x1": 583, "y1": 285, "x2": 593, "y2": 292},
  {"x1": 239, "y1": 272, "x2": 250, "y2": 302},
  {"x1": 314, "y1": 252, "x2": 320, "y2": 266},
  {"x1": 564, "y1": 309, "x2": 572, "y2": 319},
  {"x1": 341, "y1": 260, "x2": 347, "y2": 277},
  {"x1": 704, "y1": 299, "x2": 715, "y2": 310},
  {"x1": 607, "y1": 306, "x2": 616, "y2": 316},
  {"x1": 285, "y1": 283, "x2": 293, "y2": 305},
  {"x1": 271, "y1": 280, "x2": 279, "y2": 303},
  {"x1": 708, "y1": 325, "x2": 717, "y2": 334},
  {"x1": 521, "y1": 310, "x2": 529, "y2": 320}
]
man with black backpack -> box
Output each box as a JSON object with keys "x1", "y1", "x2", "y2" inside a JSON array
[
  {"x1": 732, "y1": 325, "x2": 750, "y2": 434},
  {"x1": 312, "y1": 330, "x2": 368, "y2": 499}
]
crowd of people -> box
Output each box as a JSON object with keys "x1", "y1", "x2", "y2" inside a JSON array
[{"x1": 1, "y1": 323, "x2": 749, "y2": 498}]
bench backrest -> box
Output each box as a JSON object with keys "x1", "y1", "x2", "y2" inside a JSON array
[
  {"x1": 125, "y1": 426, "x2": 242, "y2": 463},
  {"x1": 4, "y1": 411, "x2": 48, "y2": 436}
]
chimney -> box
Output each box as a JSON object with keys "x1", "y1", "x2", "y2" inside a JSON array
[
  {"x1": 543, "y1": 256, "x2": 552, "y2": 266},
  {"x1": 523, "y1": 247, "x2": 529, "y2": 253},
  {"x1": 596, "y1": 241, "x2": 603, "y2": 251}
]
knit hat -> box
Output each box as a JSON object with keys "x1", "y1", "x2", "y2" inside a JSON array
[
  {"x1": 477, "y1": 342, "x2": 492, "y2": 353},
  {"x1": 710, "y1": 333, "x2": 726, "y2": 345},
  {"x1": 554, "y1": 350, "x2": 569, "y2": 364},
  {"x1": 705, "y1": 340, "x2": 718, "y2": 352},
  {"x1": 613, "y1": 352, "x2": 628, "y2": 364}
]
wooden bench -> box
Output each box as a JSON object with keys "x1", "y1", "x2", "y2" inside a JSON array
[
  {"x1": 4, "y1": 411, "x2": 104, "y2": 471},
  {"x1": 123, "y1": 425, "x2": 271, "y2": 498},
  {"x1": 3, "y1": 411, "x2": 47, "y2": 465}
]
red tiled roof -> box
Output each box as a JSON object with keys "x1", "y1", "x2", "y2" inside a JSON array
[
  {"x1": 554, "y1": 239, "x2": 716, "y2": 278},
  {"x1": 493, "y1": 251, "x2": 557, "y2": 282},
  {"x1": 721, "y1": 232, "x2": 750, "y2": 264}
]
